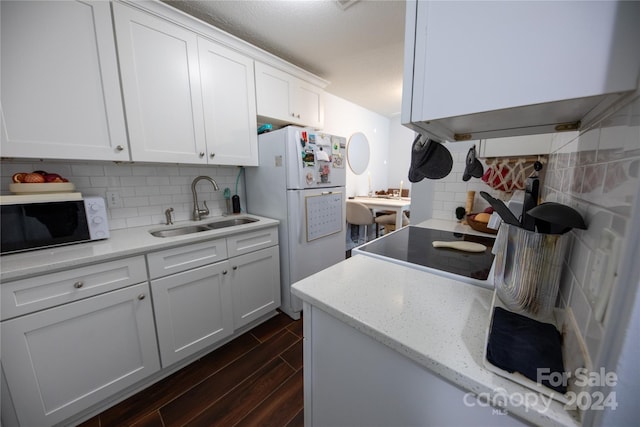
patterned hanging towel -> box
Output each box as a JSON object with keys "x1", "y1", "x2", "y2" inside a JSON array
[{"x1": 482, "y1": 157, "x2": 546, "y2": 192}]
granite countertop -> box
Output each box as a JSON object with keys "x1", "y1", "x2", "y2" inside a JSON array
[
  {"x1": 0, "y1": 214, "x2": 279, "y2": 282},
  {"x1": 291, "y1": 219, "x2": 579, "y2": 427}
]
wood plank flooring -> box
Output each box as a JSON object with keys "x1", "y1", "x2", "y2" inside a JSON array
[{"x1": 78, "y1": 312, "x2": 303, "y2": 427}]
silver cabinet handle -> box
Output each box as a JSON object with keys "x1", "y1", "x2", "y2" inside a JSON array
[
  {"x1": 290, "y1": 112, "x2": 295, "y2": 117},
  {"x1": 138, "y1": 294, "x2": 145, "y2": 300},
  {"x1": 199, "y1": 152, "x2": 205, "y2": 158},
  {"x1": 210, "y1": 153, "x2": 215, "y2": 158},
  {"x1": 116, "y1": 145, "x2": 124, "y2": 151},
  {"x1": 222, "y1": 270, "x2": 228, "y2": 275},
  {"x1": 232, "y1": 266, "x2": 238, "y2": 270},
  {"x1": 74, "y1": 281, "x2": 84, "y2": 289},
  {"x1": 296, "y1": 114, "x2": 301, "y2": 119}
]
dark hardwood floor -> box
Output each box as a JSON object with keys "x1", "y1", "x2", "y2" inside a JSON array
[{"x1": 78, "y1": 312, "x2": 303, "y2": 427}]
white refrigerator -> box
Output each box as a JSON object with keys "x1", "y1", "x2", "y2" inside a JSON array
[{"x1": 245, "y1": 126, "x2": 347, "y2": 319}]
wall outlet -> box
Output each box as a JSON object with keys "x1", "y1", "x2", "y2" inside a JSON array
[{"x1": 105, "y1": 191, "x2": 122, "y2": 209}]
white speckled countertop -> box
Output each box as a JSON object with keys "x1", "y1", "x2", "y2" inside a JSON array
[
  {"x1": 0, "y1": 214, "x2": 279, "y2": 282},
  {"x1": 291, "y1": 219, "x2": 579, "y2": 427}
]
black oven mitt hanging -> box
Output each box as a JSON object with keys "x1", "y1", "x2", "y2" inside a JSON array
[
  {"x1": 408, "y1": 134, "x2": 453, "y2": 182},
  {"x1": 462, "y1": 145, "x2": 484, "y2": 181}
]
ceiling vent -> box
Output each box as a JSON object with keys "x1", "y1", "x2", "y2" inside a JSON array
[{"x1": 336, "y1": 0, "x2": 359, "y2": 11}]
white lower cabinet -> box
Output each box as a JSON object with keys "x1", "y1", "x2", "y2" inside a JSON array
[
  {"x1": 1, "y1": 226, "x2": 280, "y2": 426},
  {"x1": 0, "y1": 283, "x2": 160, "y2": 427},
  {"x1": 147, "y1": 226, "x2": 280, "y2": 366},
  {"x1": 304, "y1": 303, "x2": 528, "y2": 427},
  {"x1": 230, "y1": 246, "x2": 281, "y2": 329},
  {"x1": 151, "y1": 261, "x2": 234, "y2": 367}
]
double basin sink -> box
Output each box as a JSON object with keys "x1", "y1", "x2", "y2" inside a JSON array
[{"x1": 149, "y1": 217, "x2": 258, "y2": 238}]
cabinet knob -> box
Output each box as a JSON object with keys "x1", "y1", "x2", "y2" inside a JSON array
[
  {"x1": 296, "y1": 114, "x2": 301, "y2": 119},
  {"x1": 290, "y1": 113, "x2": 295, "y2": 117},
  {"x1": 138, "y1": 294, "x2": 146, "y2": 300},
  {"x1": 116, "y1": 145, "x2": 125, "y2": 152},
  {"x1": 232, "y1": 266, "x2": 238, "y2": 270},
  {"x1": 74, "y1": 281, "x2": 84, "y2": 289},
  {"x1": 199, "y1": 152, "x2": 205, "y2": 158},
  {"x1": 222, "y1": 270, "x2": 228, "y2": 275},
  {"x1": 210, "y1": 153, "x2": 215, "y2": 158}
]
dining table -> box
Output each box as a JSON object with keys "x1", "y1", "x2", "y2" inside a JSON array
[{"x1": 352, "y1": 196, "x2": 411, "y2": 230}]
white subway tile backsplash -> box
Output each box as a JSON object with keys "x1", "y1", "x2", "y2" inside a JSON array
[
  {"x1": 584, "y1": 314, "x2": 604, "y2": 366},
  {"x1": 110, "y1": 208, "x2": 139, "y2": 219},
  {"x1": 126, "y1": 215, "x2": 153, "y2": 228},
  {"x1": 121, "y1": 176, "x2": 148, "y2": 187},
  {"x1": 71, "y1": 164, "x2": 104, "y2": 176},
  {"x1": 0, "y1": 160, "x2": 242, "y2": 231},
  {"x1": 545, "y1": 94, "x2": 640, "y2": 366},
  {"x1": 132, "y1": 165, "x2": 158, "y2": 176},
  {"x1": 123, "y1": 196, "x2": 150, "y2": 208},
  {"x1": 135, "y1": 186, "x2": 160, "y2": 197},
  {"x1": 569, "y1": 282, "x2": 592, "y2": 339}
]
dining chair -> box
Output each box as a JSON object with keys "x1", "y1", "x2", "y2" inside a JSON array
[
  {"x1": 346, "y1": 201, "x2": 377, "y2": 244},
  {"x1": 375, "y1": 211, "x2": 410, "y2": 235}
]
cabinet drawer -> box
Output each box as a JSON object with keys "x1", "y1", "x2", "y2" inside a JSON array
[
  {"x1": 1, "y1": 256, "x2": 147, "y2": 320},
  {"x1": 147, "y1": 238, "x2": 227, "y2": 279},
  {"x1": 226, "y1": 227, "x2": 278, "y2": 257}
]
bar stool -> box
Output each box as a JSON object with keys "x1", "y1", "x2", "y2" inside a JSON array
[{"x1": 346, "y1": 201, "x2": 377, "y2": 244}]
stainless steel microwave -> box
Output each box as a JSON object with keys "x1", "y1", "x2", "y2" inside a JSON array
[{"x1": 0, "y1": 194, "x2": 109, "y2": 255}]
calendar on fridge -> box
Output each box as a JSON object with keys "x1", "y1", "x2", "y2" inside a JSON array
[{"x1": 305, "y1": 192, "x2": 343, "y2": 242}]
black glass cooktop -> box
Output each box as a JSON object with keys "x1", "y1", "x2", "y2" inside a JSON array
[{"x1": 357, "y1": 226, "x2": 496, "y2": 281}]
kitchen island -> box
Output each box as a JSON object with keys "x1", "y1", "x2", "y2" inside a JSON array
[{"x1": 291, "y1": 219, "x2": 580, "y2": 427}]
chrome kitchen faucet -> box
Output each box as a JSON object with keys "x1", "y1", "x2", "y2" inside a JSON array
[{"x1": 191, "y1": 176, "x2": 219, "y2": 221}]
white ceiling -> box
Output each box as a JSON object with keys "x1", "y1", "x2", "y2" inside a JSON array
[{"x1": 163, "y1": 0, "x2": 406, "y2": 117}]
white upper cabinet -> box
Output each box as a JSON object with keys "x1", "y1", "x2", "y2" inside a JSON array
[
  {"x1": 255, "y1": 62, "x2": 324, "y2": 129},
  {"x1": 402, "y1": 0, "x2": 640, "y2": 142},
  {"x1": 113, "y1": 3, "x2": 207, "y2": 164},
  {"x1": 113, "y1": 3, "x2": 259, "y2": 166},
  {"x1": 0, "y1": 0, "x2": 129, "y2": 161},
  {"x1": 198, "y1": 38, "x2": 259, "y2": 166}
]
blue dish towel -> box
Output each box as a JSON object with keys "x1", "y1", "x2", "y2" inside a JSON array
[{"x1": 487, "y1": 307, "x2": 566, "y2": 394}]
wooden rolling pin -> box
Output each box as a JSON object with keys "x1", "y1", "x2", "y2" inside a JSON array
[{"x1": 432, "y1": 240, "x2": 487, "y2": 253}]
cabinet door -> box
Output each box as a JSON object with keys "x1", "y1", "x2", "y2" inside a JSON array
[
  {"x1": 113, "y1": 3, "x2": 206, "y2": 164},
  {"x1": 230, "y1": 246, "x2": 281, "y2": 329},
  {"x1": 293, "y1": 80, "x2": 324, "y2": 129},
  {"x1": 0, "y1": 283, "x2": 159, "y2": 427},
  {"x1": 255, "y1": 62, "x2": 294, "y2": 123},
  {"x1": 255, "y1": 62, "x2": 325, "y2": 128},
  {"x1": 0, "y1": 0, "x2": 129, "y2": 161},
  {"x1": 151, "y1": 261, "x2": 234, "y2": 367},
  {"x1": 405, "y1": 0, "x2": 640, "y2": 140},
  {"x1": 198, "y1": 38, "x2": 259, "y2": 166}
]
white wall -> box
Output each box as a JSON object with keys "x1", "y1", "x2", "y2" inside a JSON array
[
  {"x1": 322, "y1": 93, "x2": 391, "y2": 197},
  {"x1": 387, "y1": 115, "x2": 416, "y2": 192}
]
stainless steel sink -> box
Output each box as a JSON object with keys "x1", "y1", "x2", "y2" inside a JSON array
[
  {"x1": 150, "y1": 225, "x2": 211, "y2": 238},
  {"x1": 149, "y1": 217, "x2": 259, "y2": 237},
  {"x1": 204, "y1": 217, "x2": 258, "y2": 229}
]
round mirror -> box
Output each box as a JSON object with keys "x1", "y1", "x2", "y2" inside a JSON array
[{"x1": 346, "y1": 132, "x2": 370, "y2": 175}]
